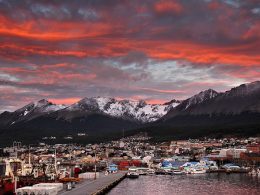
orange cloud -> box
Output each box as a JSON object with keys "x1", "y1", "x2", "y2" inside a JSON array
[
  {"x1": 146, "y1": 99, "x2": 166, "y2": 104},
  {"x1": 49, "y1": 98, "x2": 81, "y2": 105}
]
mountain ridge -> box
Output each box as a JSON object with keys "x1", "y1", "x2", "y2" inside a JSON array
[
  {"x1": 0, "y1": 97, "x2": 181, "y2": 127},
  {"x1": 0, "y1": 81, "x2": 259, "y2": 145},
  {"x1": 162, "y1": 81, "x2": 260, "y2": 120}
]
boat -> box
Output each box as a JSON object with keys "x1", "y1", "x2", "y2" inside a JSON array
[
  {"x1": 171, "y1": 170, "x2": 186, "y2": 175},
  {"x1": 155, "y1": 169, "x2": 167, "y2": 175},
  {"x1": 137, "y1": 167, "x2": 149, "y2": 175},
  {"x1": 225, "y1": 166, "x2": 249, "y2": 174},
  {"x1": 207, "y1": 169, "x2": 225, "y2": 173},
  {"x1": 147, "y1": 169, "x2": 155, "y2": 175},
  {"x1": 127, "y1": 167, "x2": 139, "y2": 179},
  {"x1": 190, "y1": 168, "x2": 206, "y2": 174}
]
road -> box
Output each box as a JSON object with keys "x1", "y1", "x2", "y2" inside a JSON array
[{"x1": 59, "y1": 172, "x2": 126, "y2": 195}]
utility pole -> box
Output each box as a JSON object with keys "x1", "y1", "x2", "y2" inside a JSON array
[
  {"x1": 28, "y1": 145, "x2": 31, "y2": 165},
  {"x1": 14, "y1": 176, "x2": 17, "y2": 194},
  {"x1": 69, "y1": 144, "x2": 73, "y2": 177},
  {"x1": 54, "y1": 147, "x2": 57, "y2": 174},
  {"x1": 94, "y1": 146, "x2": 97, "y2": 180}
]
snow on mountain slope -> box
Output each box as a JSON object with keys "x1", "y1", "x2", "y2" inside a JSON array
[
  {"x1": 183, "y1": 89, "x2": 218, "y2": 110},
  {"x1": 1, "y1": 97, "x2": 181, "y2": 126},
  {"x1": 16, "y1": 99, "x2": 67, "y2": 116},
  {"x1": 66, "y1": 97, "x2": 180, "y2": 122},
  {"x1": 7, "y1": 99, "x2": 67, "y2": 125}
]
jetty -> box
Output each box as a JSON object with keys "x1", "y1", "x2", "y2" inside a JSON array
[{"x1": 59, "y1": 172, "x2": 126, "y2": 195}]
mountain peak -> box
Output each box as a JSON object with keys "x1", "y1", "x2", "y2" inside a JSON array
[
  {"x1": 65, "y1": 96, "x2": 180, "y2": 122},
  {"x1": 163, "y1": 99, "x2": 181, "y2": 105},
  {"x1": 192, "y1": 88, "x2": 218, "y2": 100},
  {"x1": 246, "y1": 80, "x2": 260, "y2": 85},
  {"x1": 38, "y1": 99, "x2": 50, "y2": 103},
  {"x1": 226, "y1": 81, "x2": 260, "y2": 97},
  {"x1": 200, "y1": 88, "x2": 218, "y2": 95},
  {"x1": 36, "y1": 99, "x2": 52, "y2": 107},
  {"x1": 197, "y1": 89, "x2": 218, "y2": 100},
  {"x1": 137, "y1": 100, "x2": 147, "y2": 107},
  {"x1": 14, "y1": 98, "x2": 66, "y2": 118},
  {"x1": 242, "y1": 81, "x2": 260, "y2": 91},
  {"x1": 177, "y1": 89, "x2": 219, "y2": 110}
]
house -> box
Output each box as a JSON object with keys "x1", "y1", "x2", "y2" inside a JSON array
[
  {"x1": 240, "y1": 152, "x2": 260, "y2": 163},
  {"x1": 246, "y1": 144, "x2": 260, "y2": 153},
  {"x1": 226, "y1": 149, "x2": 247, "y2": 159}
]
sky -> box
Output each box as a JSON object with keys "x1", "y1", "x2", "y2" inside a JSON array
[{"x1": 0, "y1": 0, "x2": 260, "y2": 112}]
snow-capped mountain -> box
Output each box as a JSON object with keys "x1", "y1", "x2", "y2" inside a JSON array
[
  {"x1": 65, "y1": 97, "x2": 180, "y2": 122},
  {"x1": 2, "y1": 81, "x2": 259, "y2": 127},
  {"x1": 16, "y1": 99, "x2": 67, "y2": 116},
  {"x1": 0, "y1": 99, "x2": 67, "y2": 126},
  {"x1": 0, "y1": 97, "x2": 180, "y2": 127},
  {"x1": 0, "y1": 81, "x2": 259, "y2": 145}
]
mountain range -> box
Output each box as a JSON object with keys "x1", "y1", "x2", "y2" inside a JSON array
[{"x1": 0, "y1": 81, "x2": 259, "y2": 145}]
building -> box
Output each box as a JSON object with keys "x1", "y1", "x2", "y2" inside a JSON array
[{"x1": 246, "y1": 144, "x2": 260, "y2": 153}]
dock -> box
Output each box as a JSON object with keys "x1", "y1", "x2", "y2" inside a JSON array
[{"x1": 59, "y1": 172, "x2": 126, "y2": 195}]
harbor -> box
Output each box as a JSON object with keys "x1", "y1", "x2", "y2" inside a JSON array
[
  {"x1": 0, "y1": 134, "x2": 259, "y2": 194},
  {"x1": 1, "y1": 0, "x2": 260, "y2": 194}
]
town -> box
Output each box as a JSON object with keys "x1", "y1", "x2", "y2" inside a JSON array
[{"x1": 0, "y1": 133, "x2": 259, "y2": 194}]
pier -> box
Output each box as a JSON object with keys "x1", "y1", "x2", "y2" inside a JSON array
[{"x1": 59, "y1": 172, "x2": 126, "y2": 195}]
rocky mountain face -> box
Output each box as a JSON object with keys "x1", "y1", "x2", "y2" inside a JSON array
[
  {"x1": 0, "y1": 81, "x2": 259, "y2": 145},
  {"x1": 0, "y1": 97, "x2": 180, "y2": 128},
  {"x1": 0, "y1": 99, "x2": 66, "y2": 127},
  {"x1": 1, "y1": 81, "x2": 260, "y2": 127},
  {"x1": 163, "y1": 81, "x2": 260, "y2": 120},
  {"x1": 62, "y1": 97, "x2": 180, "y2": 122}
]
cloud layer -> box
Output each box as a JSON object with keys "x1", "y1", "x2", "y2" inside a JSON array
[{"x1": 0, "y1": 0, "x2": 259, "y2": 112}]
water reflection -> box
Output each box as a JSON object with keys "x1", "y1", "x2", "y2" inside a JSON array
[{"x1": 108, "y1": 174, "x2": 260, "y2": 195}]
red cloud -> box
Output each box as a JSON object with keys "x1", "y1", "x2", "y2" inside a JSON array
[
  {"x1": 154, "y1": 0, "x2": 183, "y2": 14},
  {"x1": 208, "y1": 1, "x2": 221, "y2": 10},
  {"x1": 0, "y1": 14, "x2": 117, "y2": 41}
]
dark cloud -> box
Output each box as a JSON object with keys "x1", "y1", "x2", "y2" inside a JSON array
[{"x1": 0, "y1": 0, "x2": 259, "y2": 111}]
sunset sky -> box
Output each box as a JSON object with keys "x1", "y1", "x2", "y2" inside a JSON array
[{"x1": 0, "y1": 0, "x2": 260, "y2": 112}]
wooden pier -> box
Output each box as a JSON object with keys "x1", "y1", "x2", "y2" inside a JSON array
[{"x1": 59, "y1": 172, "x2": 126, "y2": 195}]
